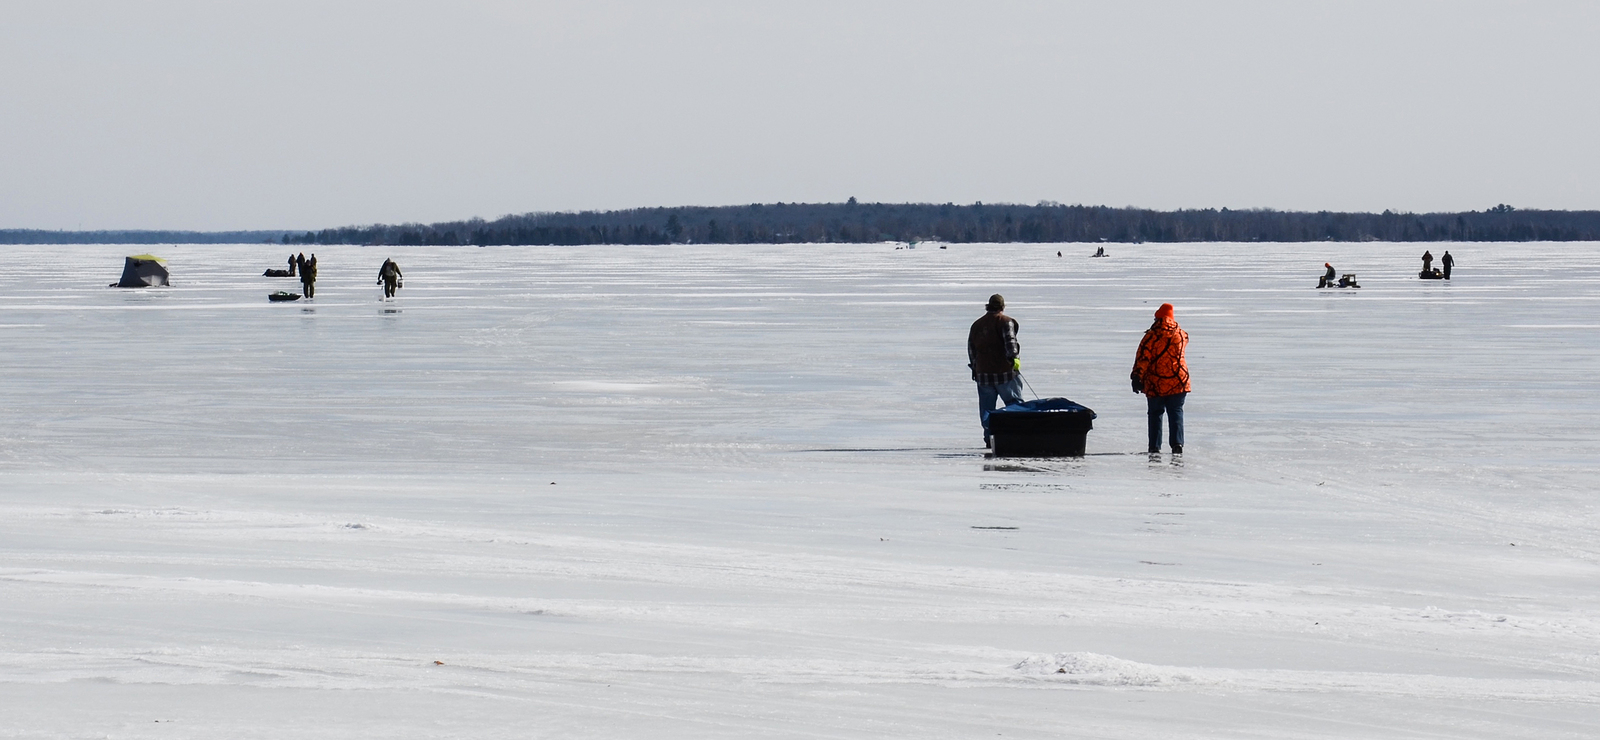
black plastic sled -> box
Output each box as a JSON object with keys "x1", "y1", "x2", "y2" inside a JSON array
[{"x1": 988, "y1": 398, "x2": 1096, "y2": 458}]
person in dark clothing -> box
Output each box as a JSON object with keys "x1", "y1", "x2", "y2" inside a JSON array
[
  {"x1": 1441, "y1": 251, "x2": 1454, "y2": 279},
  {"x1": 287, "y1": 254, "x2": 297, "y2": 277},
  {"x1": 1422, "y1": 250, "x2": 1434, "y2": 273},
  {"x1": 1318, "y1": 263, "x2": 1336, "y2": 288},
  {"x1": 300, "y1": 254, "x2": 317, "y2": 298},
  {"x1": 968, "y1": 294, "x2": 1023, "y2": 448},
  {"x1": 378, "y1": 258, "x2": 402, "y2": 298}
]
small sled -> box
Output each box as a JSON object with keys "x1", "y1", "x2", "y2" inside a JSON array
[
  {"x1": 988, "y1": 398, "x2": 1096, "y2": 457},
  {"x1": 1317, "y1": 274, "x2": 1360, "y2": 289},
  {"x1": 1418, "y1": 269, "x2": 1444, "y2": 280},
  {"x1": 263, "y1": 268, "x2": 293, "y2": 277},
  {"x1": 268, "y1": 292, "x2": 302, "y2": 302}
]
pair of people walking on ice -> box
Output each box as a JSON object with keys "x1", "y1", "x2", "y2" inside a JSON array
[
  {"x1": 296, "y1": 253, "x2": 317, "y2": 298},
  {"x1": 967, "y1": 298, "x2": 1189, "y2": 454}
]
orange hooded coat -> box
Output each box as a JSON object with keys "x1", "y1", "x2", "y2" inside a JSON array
[{"x1": 1132, "y1": 304, "x2": 1190, "y2": 397}]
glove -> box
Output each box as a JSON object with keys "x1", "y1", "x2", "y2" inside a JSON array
[
  {"x1": 1012, "y1": 358, "x2": 1021, "y2": 371},
  {"x1": 1131, "y1": 377, "x2": 1144, "y2": 394}
]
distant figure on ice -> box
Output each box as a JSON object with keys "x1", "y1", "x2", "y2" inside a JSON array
[
  {"x1": 1131, "y1": 303, "x2": 1190, "y2": 455},
  {"x1": 1441, "y1": 250, "x2": 1454, "y2": 279},
  {"x1": 1093, "y1": 246, "x2": 1106, "y2": 257},
  {"x1": 968, "y1": 293, "x2": 1023, "y2": 448},
  {"x1": 1318, "y1": 263, "x2": 1337, "y2": 288},
  {"x1": 300, "y1": 253, "x2": 318, "y2": 298},
  {"x1": 287, "y1": 254, "x2": 297, "y2": 277},
  {"x1": 1422, "y1": 250, "x2": 1434, "y2": 273},
  {"x1": 378, "y1": 258, "x2": 403, "y2": 298}
]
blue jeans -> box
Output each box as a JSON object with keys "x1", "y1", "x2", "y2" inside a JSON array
[
  {"x1": 1147, "y1": 392, "x2": 1187, "y2": 452},
  {"x1": 977, "y1": 377, "x2": 1026, "y2": 438}
]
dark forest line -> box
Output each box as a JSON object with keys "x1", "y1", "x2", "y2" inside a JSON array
[
  {"x1": 0, "y1": 229, "x2": 291, "y2": 245},
  {"x1": 281, "y1": 202, "x2": 1600, "y2": 246},
  {"x1": 9, "y1": 203, "x2": 1600, "y2": 245}
]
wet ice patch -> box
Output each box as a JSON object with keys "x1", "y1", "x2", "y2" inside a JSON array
[
  {"x1": 552, "y1": 380, "x2": 676, "y2": 393},
  {"x1": 90, "y1": 508, "x2": 202, "y2": 519},
  {"x1": 1013, "y1": 652, "x2": 1203, "y2": 686},
  {"x1": 1414, "y1": 606, "x2": 1510, "y2": 626}
]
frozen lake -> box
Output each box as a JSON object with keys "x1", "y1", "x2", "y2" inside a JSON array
[{"x1": 2, "y1": 241, "x2": 1598, "y2": 738}]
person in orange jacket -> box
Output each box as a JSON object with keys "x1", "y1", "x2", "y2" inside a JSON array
[{"x1": 1131, "y1": 303, "x2": 1190, "y2": 454}]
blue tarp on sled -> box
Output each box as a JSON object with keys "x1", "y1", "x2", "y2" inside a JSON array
[{"x1": 997, "y1": 397, "x2": 1097, "y2": 417}]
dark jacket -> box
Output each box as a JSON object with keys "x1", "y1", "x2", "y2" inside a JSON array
[
  {"x1": 379, "y1": 260, "x2": 402, "y2": 282},
  {"x1": 968, "y1": 311, "x2": 1020, "y2": 384}
]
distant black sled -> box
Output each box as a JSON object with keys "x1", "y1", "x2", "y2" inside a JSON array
[
  {"x1": 1317, "y1": 273, "x2": 1360, "y2": 289},
  {"x1": 1418, "y1": 269, "x2": 1445, "y2": 280},
  {"x1": 268, "y1": 292, "x2": 302, "y2": 302},
  {"x1": 988, "y1": 398, "x2": 1096, "y2": 458},
  {"x1": 264, "y1": 268, "x2": 294, "y2": 277}
]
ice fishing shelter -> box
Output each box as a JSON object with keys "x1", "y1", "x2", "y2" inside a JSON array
[{"x1": 113, "y1": 254, "x2": 170, "y2": 287}]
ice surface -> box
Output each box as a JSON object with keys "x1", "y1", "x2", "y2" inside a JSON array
[{"x1": 1, "y1": 242, "x2": 1598, "y2": 738}]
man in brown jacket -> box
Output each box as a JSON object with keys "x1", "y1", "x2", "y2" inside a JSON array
[{"x1": 968, "y1": 294, "x2": 1023, "y2": 448}]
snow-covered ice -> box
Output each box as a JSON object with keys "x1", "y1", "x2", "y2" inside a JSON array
[{"x1": 1, "y1": 242, "x2": 1597, "y2": 738}]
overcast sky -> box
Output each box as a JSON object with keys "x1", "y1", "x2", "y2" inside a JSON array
[{"x1": 3, "y1": 1, "x2": 1598, "y2": 230}]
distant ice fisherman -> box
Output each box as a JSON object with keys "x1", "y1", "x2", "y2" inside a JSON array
[
  {"x1": 968, "y1": 294, "x2": 1023, "y2": 449},
  {"x1": 1318, "y1": 262, "x2": 1336, "y2": 288},
  {"x1": 1131, "y1": 303, "x2": 1190, "y2": 455},
  {"x1": 1418, "y1": 249, "x2": 1445, "y2": 280},
  {"x1": 378, "y1": 259, "x2": 403, "y2": 298},
  {"x1": 1316, "y1": 262, "x2": 1359, "y2": 288},
  {"x1": 298, "y1": 253, "x2": 317, "y2": 298}
]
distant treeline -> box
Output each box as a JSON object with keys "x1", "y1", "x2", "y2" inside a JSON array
[
  {"x1": 0, "y1": 229, "x2": 292, "y2": 245},
  {"x1": 281, "y1": 202, "x2": 1600, "y2": 246},
  {"x1": 9, "y1": 203, "x2": 1600, "y2": 245}
]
